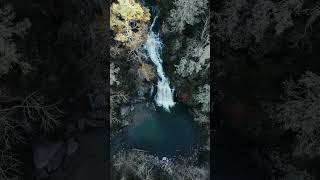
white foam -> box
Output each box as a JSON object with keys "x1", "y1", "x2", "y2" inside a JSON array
[{"x1": 144, "y1": 15, "x2": 175, "y2": 111}]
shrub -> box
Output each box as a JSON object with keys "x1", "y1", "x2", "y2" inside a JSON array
[
  {"x1": 138, "y1": 63, "x2": 155, "y2": 82},
  {"x1": 0, "y1": 92, "x2": 62, "y2": 180},
  {"x1": 110, "y1": 90, "x2": 129, "y2": 128},
  {"x1": 174, "y1": 17, "x2": 210, "y2": 78},
  {"x1": 266, "y1": 149, "x2": 315, "y2": 180},
  {"x1": 0, "y1": 150, "x2": 21, "y2": 180},
  {"x1": 175, "y1": 41, "x2": 210, "y2": 77},
  {"x1": 21, "y1": 92, "x2": 62, "y2": 132},
  {"x1": 193, "y1": 110, "x2": 209, "y2": 124},
  {"x1": 110, "y1": 0, "x2": 151, "y2": 50},
  {"x1": 213, "y1": 0, "x2": 304, "y2": 49},
  {"x1": 112, "y1": 150, "x2": 155, "y2": 180},
  {"x1": 270, "y1": 71, "x2": 320, "y2": 157},
  {"x1": 112, "y1": 150, "x2": 209, "y2": 180},
  {"x1": 168, "y1": 0, "x2": 208, "y2": 33},
  {"x1": 172, "y1": 164, "x2": 209, "y2": 180},
  {"x1": 110, "y1": 62, "x2": 120, "y2": 86},
  {"x1": 194, "y1": 84, "x2": 210, "y2": 113}
]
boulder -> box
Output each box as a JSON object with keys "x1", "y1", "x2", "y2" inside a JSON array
[
  {"x1": 137, "y1": 86, "x2": 145, "y2": 97},
  {"x1": 120, "y1": 106, "x2": 131, "y2": 118}
]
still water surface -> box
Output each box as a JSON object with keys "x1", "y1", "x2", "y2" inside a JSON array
[{"x1": 114, "y1": 103, "x2": 199, "y2": 157}]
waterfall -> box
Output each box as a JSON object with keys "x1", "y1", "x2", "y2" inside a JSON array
[{"x1": 144, "y1": 14, "x2": 175, "y2": 111}]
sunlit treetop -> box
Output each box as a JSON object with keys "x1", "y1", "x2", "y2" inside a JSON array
[{"x1": 111, "y1": 0, "x2": 151, "y2": 50}]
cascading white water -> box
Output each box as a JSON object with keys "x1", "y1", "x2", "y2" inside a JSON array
[{"x1": 144, "y1": 15, "x2": 175, "y2": 111}]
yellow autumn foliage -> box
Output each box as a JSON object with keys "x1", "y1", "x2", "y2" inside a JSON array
[
  {"x1": 111, "y1": 0, "x2": 151, "y2": 49},
  {"x1": 138, "y1": 63, "x2": 155, "y2": 81}
]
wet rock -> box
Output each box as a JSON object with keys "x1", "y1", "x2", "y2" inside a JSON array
[
  {"x1": 149, "y1": 85, "x2": 155, "y2": 97},
  {"x1": 123, "y1": 119, "x2": 130, "y2": 126},
  {"x1": 33, "y1": 140, "x2": 64, "y2": 169},
  {"x1": 120, "y1": 106, "x2": 131, "y2": 118},
  {"x1": 137, "y1": 86, "x2": 145, "y2": 97},
  {"x1": 162, "y1": 157, "x2": 168, "y2": 161},
  {"x1": 170, "y1": 55, "x2": 177, "y2": 61},
  {"x1": 146, "y1": 102, "x2": 156, "y2": 111},
  {"x1": 133, "y1": 96, "x2": 146, "y2": 103}
]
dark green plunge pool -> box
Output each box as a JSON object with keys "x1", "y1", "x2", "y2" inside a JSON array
[{"x1": 112, "y1": 103, "x2": 200, "y2": 157}]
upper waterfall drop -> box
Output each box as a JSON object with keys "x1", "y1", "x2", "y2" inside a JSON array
[{"x1": 144, "y1": 13, "x2": 175, "y2": 111}]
